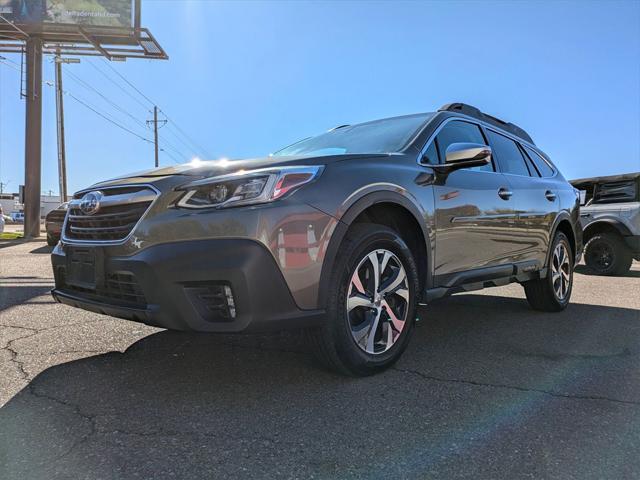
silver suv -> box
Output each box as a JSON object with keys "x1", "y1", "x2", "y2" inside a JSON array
[
  {"x1": 571, "y1": 173, "x2": 640, "y2": 275},
  {"x1": 51, "y1": 103, "x2": 582, "y2": 375}
]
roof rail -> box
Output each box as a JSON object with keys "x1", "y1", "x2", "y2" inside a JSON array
[{"x1": 438, "y1": 103, "x2": 534, "y2": 145}]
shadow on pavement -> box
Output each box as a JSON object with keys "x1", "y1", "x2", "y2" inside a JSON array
[
  {"x1": 0, "y1": 285, "x2": 53, "y2": 313},
  {"x1": 1, "y1": 294, "x2": 639, "y2": 479},
  {"x1": 0, "y1": 240, "x2": 25, "y2": 250},
  {"x1": 574, "y1": 264, "x2": 640, "y2": 278},
  {"x1": 29, "y1": 245, "x2": 54, "y2": 255}
]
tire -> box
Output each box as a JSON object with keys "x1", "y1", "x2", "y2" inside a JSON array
[
  {"x1": 46, "y1": 233, "x2": 58, "y2": 247},
  {"x1": 307, "y1": 223, "x2": 420, "y2": 376},
  {"x1": 524, "y1": 231, "x2": 573, "y2": 312},
  {"x1": 584, "y1": 232, "x2": 633, "y2": 276}
]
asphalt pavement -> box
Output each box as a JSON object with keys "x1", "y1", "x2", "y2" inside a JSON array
[{"x1": 1, "y1": 238, "x2": 639, "y2": 479}]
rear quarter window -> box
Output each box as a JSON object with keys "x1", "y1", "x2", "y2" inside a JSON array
[{"x1": 523, "y1": 145, "x2": 555, "y2": 177}]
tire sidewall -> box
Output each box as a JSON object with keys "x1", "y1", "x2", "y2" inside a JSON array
[
  {"x1": 547, "y1": 232, "x2": 573, "y2": 308},
  {"x1": 328, "y1": 225, "x2": 419, "y2": 373},
  {"x1": 584, "y1": 234, "x2": 619, "y2": 275}
]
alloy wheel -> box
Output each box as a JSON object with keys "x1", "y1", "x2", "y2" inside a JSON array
[
  {"x1": 346, "y1": 249, "x2": 410, "y2": 354},
  {"x1": 586, "y1": 241, "x2": 614, "y2": 272},
  {"x1": 551, "y1": 243, "x2": 571, "y2": 300}
]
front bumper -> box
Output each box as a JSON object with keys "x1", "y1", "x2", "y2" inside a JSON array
[{"x1": 51, "y1": 239, "x2": 325, "y2": 332}]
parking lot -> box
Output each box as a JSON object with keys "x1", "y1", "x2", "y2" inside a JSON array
[{"x1": 1, "y1": 238, "x2": 639, "y2": 479}]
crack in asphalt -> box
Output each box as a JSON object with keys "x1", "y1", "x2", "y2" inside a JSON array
[
  {"x1": 0, "y1": 320, "x2": 104, "y2": 381},
  {"x1": 392, "y1": 367, "x2": 640, "y2": 407},
  {"x1": 26, "y1": 385, "x2": 97, "y2": 466}
]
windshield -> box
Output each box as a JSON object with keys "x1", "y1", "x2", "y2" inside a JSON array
[{"x1": 273, "y1": 113, "x2": 432, "y2": 157}]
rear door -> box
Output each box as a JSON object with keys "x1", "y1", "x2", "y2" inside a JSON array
[
  {"x1": 485, "y1": 129, "x2": 558, "y2": 267},
  {"x1": 425, "y1": 119, "x2": 520, "y2": 282}
]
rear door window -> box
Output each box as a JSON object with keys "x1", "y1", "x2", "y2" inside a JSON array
[
  {"x1": 434, "y1": 120, "x2": 493, "y2": 172},
  {"x1": 486, "y1": 130, "x2": 530, "y2": 176}
]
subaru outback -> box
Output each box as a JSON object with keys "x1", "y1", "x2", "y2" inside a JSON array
[{"x1": 51, "y1": 103, "x2": 582, "y2": 375}]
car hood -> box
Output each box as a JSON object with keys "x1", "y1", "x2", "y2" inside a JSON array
[
  {"x1": 86, "y1": 154, "x2": 387, "y2": 192},
  {"x1": 107, "y1": 154, "x2": 387, "y2": 180}
]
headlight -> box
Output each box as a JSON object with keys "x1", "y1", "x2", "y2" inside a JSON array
[{"x1": 176, "y1": 165, "x2": 323, "y2": 209}]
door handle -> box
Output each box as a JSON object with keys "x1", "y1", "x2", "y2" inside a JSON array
[
  {"x1": 498, "y1": 187, "x2": 513, "y2": 200},
  {"x1": 545, "y1": 190, "x2": 557, "y2": 201}
]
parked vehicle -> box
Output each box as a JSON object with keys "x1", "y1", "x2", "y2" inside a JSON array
[
  {"x1": 45, "y1": 202, "x2": 69, "y2": 246},
  {"x1": 571, "y1": 173, "x2": 640, "y2": 275},
  {"x1": 51, "y1": 103, "x2": 582, "y2": 375},
  {"x1": 10, "y1": 212, "x2": 24, "y2": 223}
]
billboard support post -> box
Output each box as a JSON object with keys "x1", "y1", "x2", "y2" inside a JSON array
[
  {"x1": 54, "y1": 53, "x2": 69, "y2": 203},
  {"x1": 24, "y1": 36, "x2": 43, "y2": 238},
  {"x1": 1, "y1": 1, "x2": 167, "y2": 230}
]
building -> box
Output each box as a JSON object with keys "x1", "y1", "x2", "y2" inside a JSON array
[{"x1": 0, "y1": 193, "x2": 64, "y2": 219}]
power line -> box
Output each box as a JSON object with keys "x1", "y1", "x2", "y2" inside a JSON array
[
  {"x1": 158, "y1": 133, "x2": 190, "y2": 159},
  {"x1": 1, "y1": 60, "x2": 153, "y2": 145},
  {"x1": 64, "y1": 67, "x2": 149, "y2": 130},
  {"x1": 1, "y1": 59, "x2": 187, "y2": 166},
  {"x1": 161, "y1": 121, "x2": 205, "y2": 157},
  {"x1": 100, "y1": 57, "x2": 156, "y2": 107},
  {"x1": 58, "y1": 64, "x2": 192, "y2": 160},
  {"x1": 0, "y1": 58, "x2": 21, "y2": 73},
  {"x1": 96, "y1": 57, "x2": 212, "y2": 159},
  {"x1": 86, "y1": 58, "x2": 151, "y2": 112},
  {"x1": 160, "y1": 110, "x2": 212, "y2": 158},
  {"x1": 160, "y1": 147, "x2": 182, "y2": 164},
  {"x1": 98, "y1": 56, "x2": 212, "y2": 158},
  {"x1": 65, "y1": 91, "x2": 154, "y2": 144}
]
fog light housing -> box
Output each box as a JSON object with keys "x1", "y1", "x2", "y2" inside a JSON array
[{"x1": 184, "y1": 283, "x2": 237, "y2": 322}]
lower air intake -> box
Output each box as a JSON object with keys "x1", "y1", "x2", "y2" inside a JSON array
[{"x1": 184, "y1": 283, "x2": 237, "y2": 323}]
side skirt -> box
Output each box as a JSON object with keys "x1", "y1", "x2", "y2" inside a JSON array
[{"x1": 422, "y1": 261, "x2": 547, "y2": 304}]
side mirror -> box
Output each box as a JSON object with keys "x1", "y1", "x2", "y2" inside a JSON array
[{"x1": 429, "y1": 143, "x2": 492, "y2": 174}]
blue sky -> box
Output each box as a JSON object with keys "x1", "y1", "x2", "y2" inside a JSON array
[{"x1": 0, "y1": 0, "x2": 639, "y2": 195}]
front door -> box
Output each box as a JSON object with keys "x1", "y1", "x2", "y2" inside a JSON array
[{"x1": 424, "y1": 119, "x2": 520, "y2": 283}]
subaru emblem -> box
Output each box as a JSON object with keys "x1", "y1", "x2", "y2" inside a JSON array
[{"x1": 79, "y1": 191, "x2": 103, "y2": 216}]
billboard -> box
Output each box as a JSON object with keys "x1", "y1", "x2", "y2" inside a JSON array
[{"x1": 0, "y1": 0, "x2": 133, "y2": 28}]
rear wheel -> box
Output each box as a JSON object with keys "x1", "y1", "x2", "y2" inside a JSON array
[
  {"x1": 308, "y1": 224, "x2": 419, "y2": 376},
  {"x1": 584, "y1": 232, "x2": 632, "y2": 276},
  {"x1": 524, "y1": 231, "x2": 573, "y2": 312}
]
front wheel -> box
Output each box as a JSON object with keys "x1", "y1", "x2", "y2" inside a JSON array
[
  {"x1": 308, "y1": 224, "x2": 419, "y2": 376},
  {"x1": 584, "y1": 232, "x2": 632, "y2": 276},
  {"x1": 524, "y1": 231, "x2": 573, "y2": 312}
]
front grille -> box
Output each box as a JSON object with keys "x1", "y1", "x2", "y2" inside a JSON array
[
  {"x1": 56, "y1": 267, "x2": 147, "y2": 308},
  {"x1": 64, "y1": 186, "x2": 156, "y2": 242}
]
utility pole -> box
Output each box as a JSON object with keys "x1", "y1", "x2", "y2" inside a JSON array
[
  {"x1": 147, "y1": 106, "x2": 166, "y2": 168},
  {"x1": 54, "y1": 54, "x2": 79, "y2": 203},
  {"x1": 24, "y1": 36, "x2": 43, "y2": 238},
  {"x1": 54, "y1": 54, "x2": 68, "y2": 203}
]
